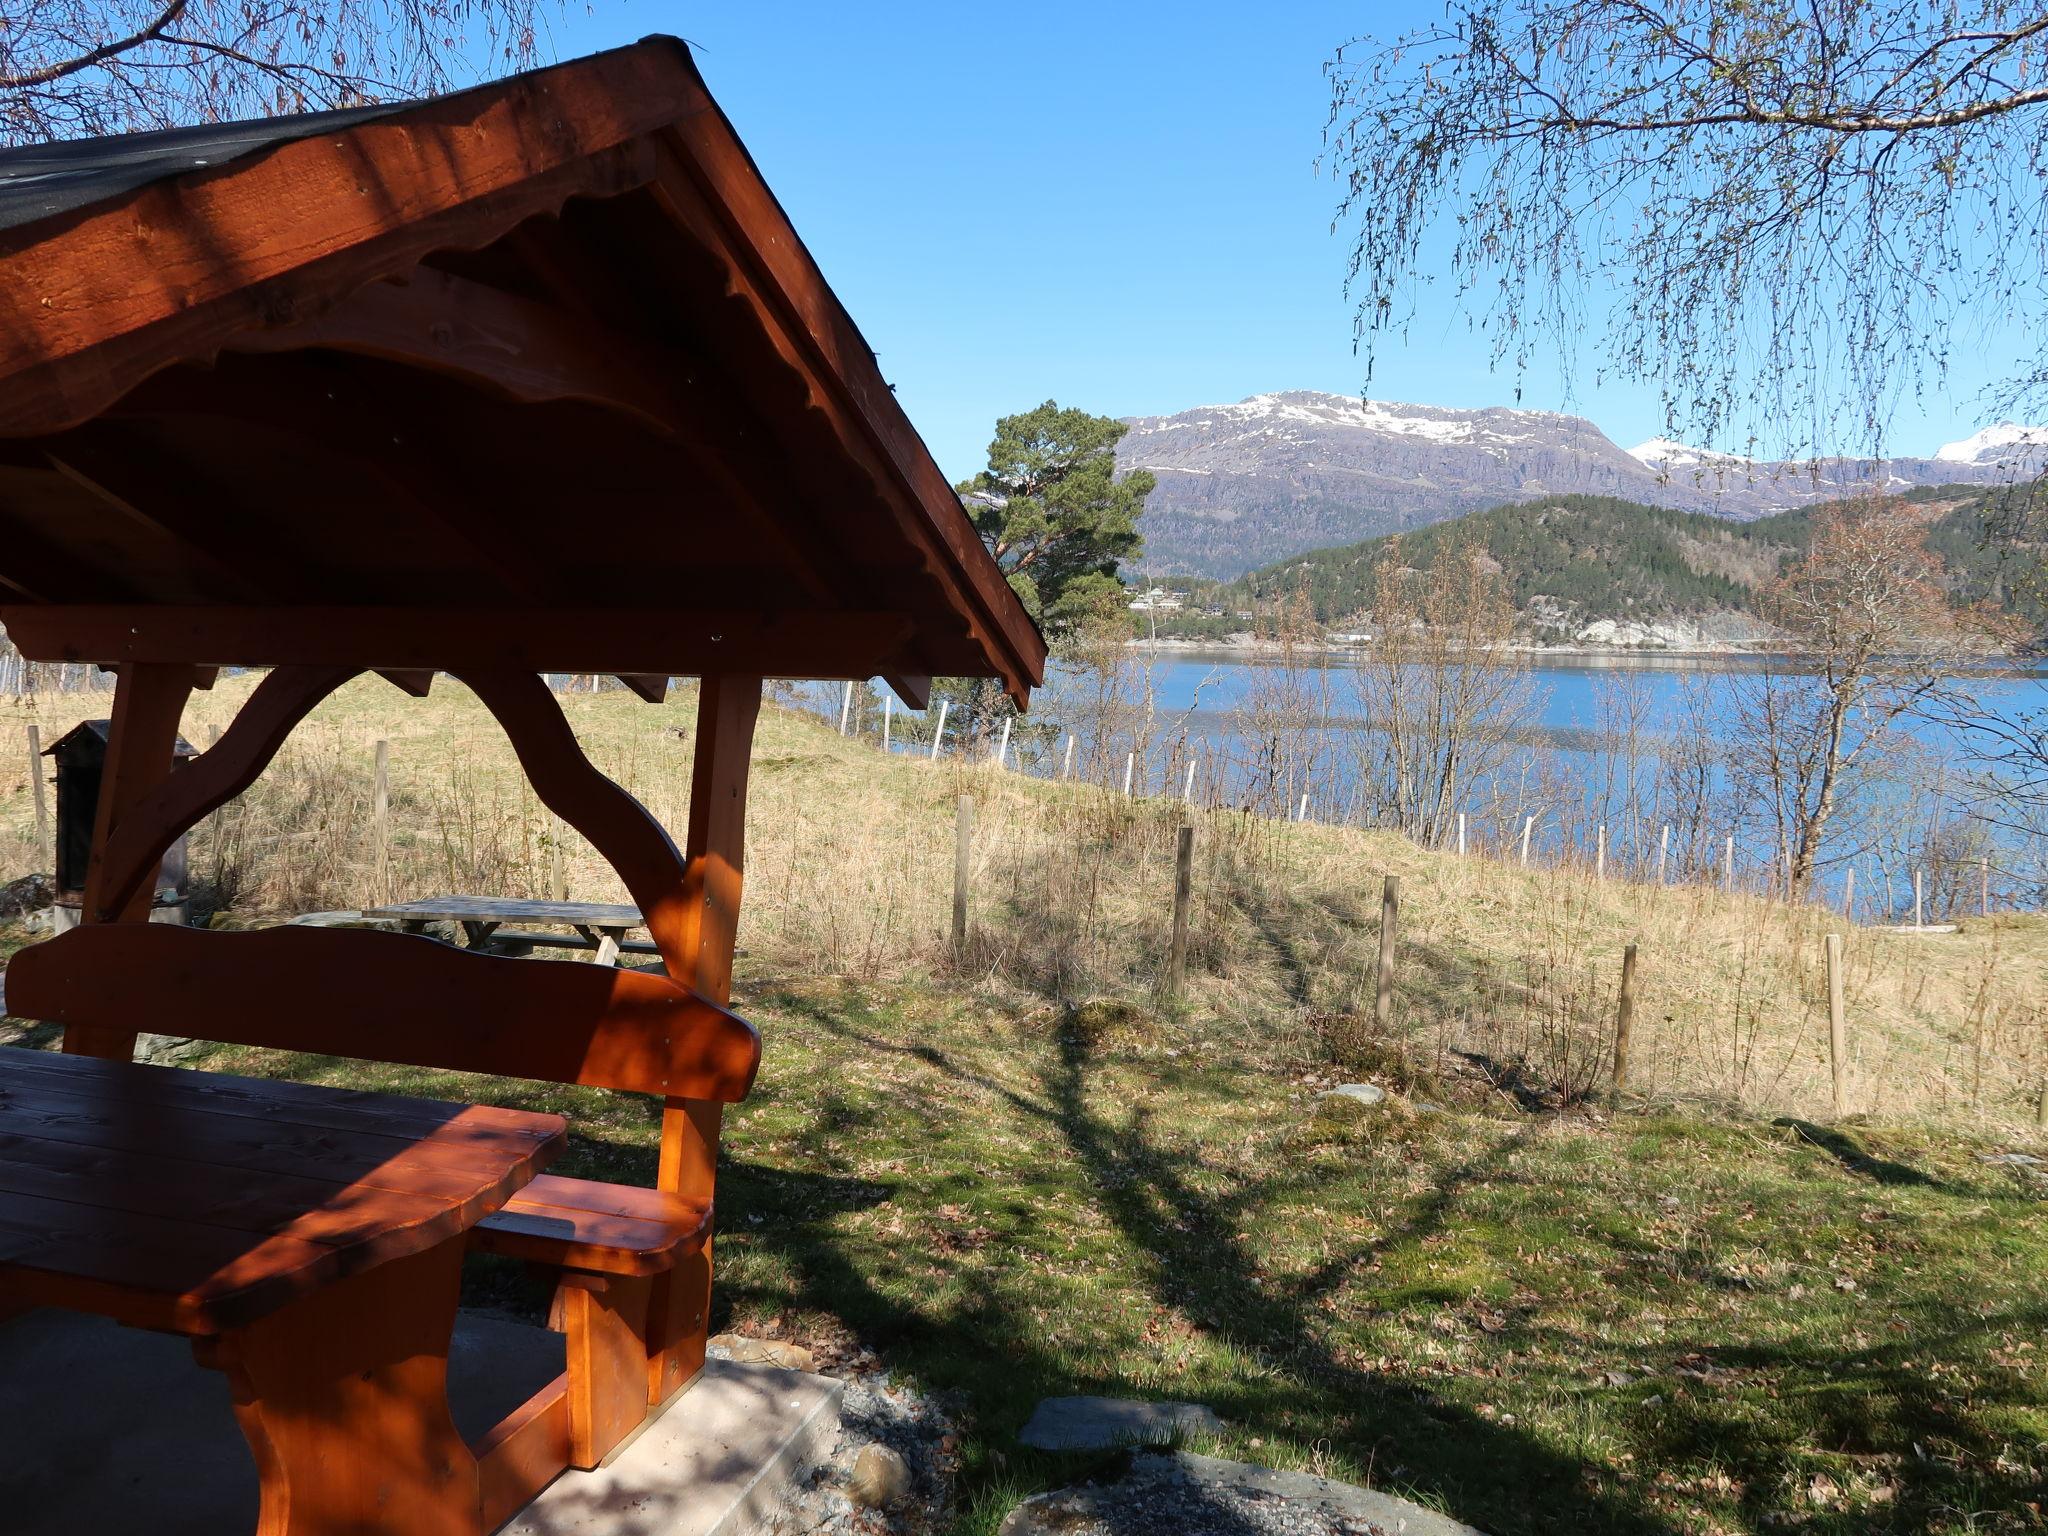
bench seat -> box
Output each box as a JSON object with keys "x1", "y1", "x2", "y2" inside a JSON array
[{"x1": 472, "y1": 1175, "x2": 711, "y2": 1276}]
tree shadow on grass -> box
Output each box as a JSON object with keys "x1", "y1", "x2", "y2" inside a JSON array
[
  {"x1": 754, "y1": 994, "x2": 1685, "y2": 1536},
  {"x1": 1773, "y1": 1118, "x2": 1950, "y2": 1190}
]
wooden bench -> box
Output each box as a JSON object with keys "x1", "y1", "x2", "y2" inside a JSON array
[{"x1": 6, "y1": 916, "x2": 761, "y2": 1486}]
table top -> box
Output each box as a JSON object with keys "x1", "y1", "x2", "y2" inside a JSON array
[
  {"x1": 0, "y1": 1049, "x2": 564, "y2": 1335},
  {"x1": 363, "y1": 895, "x2": 645, "y2": 928}
]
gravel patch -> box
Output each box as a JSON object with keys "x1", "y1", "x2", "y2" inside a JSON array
[{"x1": 713, "y1": 1339, "x2": 961, "y2": 1536}]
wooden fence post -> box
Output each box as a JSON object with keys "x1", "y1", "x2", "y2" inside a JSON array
[
  {"x1": 930, "y1": 699, "x2": 949, "y2": 761},
  {"x1": 1656, "y1": 824, "x2": 1669, "y2": 885},
  {"x1": 1165, "y1": 823, "x2": 1194, "y2": 1001},
  {"x1": 26, "y1": 723, "x2": 48, "y2": 869},
  {"x1": 1374, "y1": 875, "x2": 1399, "y2": 1034},
  {"x1": 372, "y1": 739, "x2": 391, "y2": 904},
  {"x1": 1612, "y1": 943, "x2": 1638, "y2": 1092},
  {"x1": 1826, "y1": 932, "x2": 1848, "y2": 1116},
  {"x1": 1519, "y1": 815, "x2": 1534, "y2": 867},
  {"x1": 952, "y1": 795, "x2": 973, "y2": 953}
]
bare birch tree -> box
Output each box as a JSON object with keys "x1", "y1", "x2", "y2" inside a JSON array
[
  {"x1": 1326, "y1": 1, "x2": 2048, "y2": 457},
  {"x1": 1347, "y1": 542, "x2": 1535, "y2": 843},
  {"x1": 1730, "y1": 496, "x2": 1993, "y2": 894},
  {"x1": 0, "y1": 1, "x2": 564, "y2": 143}
]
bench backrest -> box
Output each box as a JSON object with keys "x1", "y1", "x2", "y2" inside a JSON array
[{"x1": 6, "y1": 922, "x2": 760, "y2": 1102}]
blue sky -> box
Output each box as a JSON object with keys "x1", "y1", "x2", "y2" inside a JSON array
[{"x1": 542, "y1": 2, "x2": 2027, "y2": 480}]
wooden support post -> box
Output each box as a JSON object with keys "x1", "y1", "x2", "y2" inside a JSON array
[
  {"x1": 1374, "y1": 875, "x2": 1399, "y2": 1035},
  {"x1": 26, "y1": 723, "x2": 48, "y2": 870},
  {"x1": 71, "y1": 662, "x2": 195, "y2": 1059},
  {"x1": 1165, "y1": 824, "x2": 1193, "y2": 1001},
  {"x1": 649, "y1": 673, "x2": 761, "y2": 1408},
  {"x1": 1825, "y1": 932, "x2": 1848, "y2": 1116},
  {"x1": 1657, "y1": 824, "x2": 1669, "y2": 885},
  {"x1": 548, "y1": 814, "x2": 568, "y2": 902},
  {"x1": 372, "y1": 739, "x2": 391, "y2": 906},
  {"x1": 1061, "y1": 734, "x2": 1075, "y2": 781},
  {"x1": 1612, "y1": 943, "x2": 1638, "y2": 1092},
  {"x1": 930, "y1": 699, "x2": 949, "y2": 761},
  {"x1": 952, "y1": 794, "x2": 973, "y2": 953},
  {"x1": 1519, "y1": 815, "x2": 1534, "y2": 867}
]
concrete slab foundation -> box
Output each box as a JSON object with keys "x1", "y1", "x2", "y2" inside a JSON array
[
  {"x1": 503, "y1": 1360, "x2": 844, "y2": 1536},
  {"x1": 0, "y1": 1307, "x2": 842, "y2": 1536},
  {"x1": 0, "y1": 1306, "x2": 562, "y2": 1534}
]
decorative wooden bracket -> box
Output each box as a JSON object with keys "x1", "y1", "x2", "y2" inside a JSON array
[{"x1": 89, "y1": 665, "x2": 360, "y2": 922}]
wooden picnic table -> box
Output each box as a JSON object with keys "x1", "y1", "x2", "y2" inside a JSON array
[
  {"x1": 362, "y1": 895, "x2": 656, "y2": 963},
  {"x1": 0, "y1": 1047, "x2": 566, "y2": 1535}
]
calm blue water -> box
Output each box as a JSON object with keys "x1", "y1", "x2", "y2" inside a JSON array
[
  {"x1": 804, "y1": 652, "x2": 2048, "y2": 916},
  {"x1": 1121, "y1": 651, "x2": 2048, "y2": 740}
]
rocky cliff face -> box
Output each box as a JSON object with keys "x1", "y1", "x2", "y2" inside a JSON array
[{"x1": 1118, "y1": 391, "x2": 2045, "y2": 578}]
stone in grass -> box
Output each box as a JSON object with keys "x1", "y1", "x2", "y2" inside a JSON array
[
  {"x1": 848, "y1": 1442, "x2": 910, "y2": 1508},
  {"x1": 999, "y1": 1450, "x2": 1488, "y2": 1536},
  {"x1": 1320, "y1": 1083, "x2": 1386, "y2": 1107},
  {"x1": 706, "y1": 1333, "x2": 815, "y2": 1371},
  {"x1": 1018, "y1": 1396, "x2": 1226, "y2": 1452}
]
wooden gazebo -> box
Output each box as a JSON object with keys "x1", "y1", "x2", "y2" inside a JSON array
[{"x1": 0, "y1": 36, "x2": 1041, "y2": 1536}]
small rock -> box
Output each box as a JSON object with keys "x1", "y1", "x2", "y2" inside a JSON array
[
  {"x1": 849, "y1": 1442, "x2": 910, "y2": 1508},
  {"x1": 1982, "y1": 1152, "x2": 2045, "y2": 1167},
  {"x1": 1319, "y1": 1083, "x2": 1386, "y2": 1107},
  {"x1": 707, "y1": 1333, "x2": 815, "y2": 1371},
  {"x1": 1018, "y1": 1396, "x2": 1225, "y2": 1452}
]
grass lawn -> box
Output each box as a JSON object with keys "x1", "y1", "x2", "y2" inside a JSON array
[{"x1": 142, "y1": 967, "x2": 2048, "y2": 1536}]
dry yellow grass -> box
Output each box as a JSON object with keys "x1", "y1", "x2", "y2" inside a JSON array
[{"x1": 0, "y1": 672, "x2": 2040, "y2": 1129}]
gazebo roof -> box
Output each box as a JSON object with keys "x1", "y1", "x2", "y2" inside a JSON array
[{"x1": 0, "y1": 38, "x2": 1042, "y2": 706}]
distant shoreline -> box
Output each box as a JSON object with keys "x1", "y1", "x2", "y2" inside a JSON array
[{"x1": 1125, "y1": 636, "x2": 2037, "y2": 670}]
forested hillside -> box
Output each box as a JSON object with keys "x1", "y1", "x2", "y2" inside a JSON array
[{"x1": 1145, "y1": 486, "x2": 2043, "y2": 641}]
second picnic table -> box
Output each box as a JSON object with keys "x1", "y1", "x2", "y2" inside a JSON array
[{"x1": 363, "y1": 896, "x2": 655, "y2": 964}]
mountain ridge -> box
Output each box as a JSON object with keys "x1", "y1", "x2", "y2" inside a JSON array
[
  {"x1": 1142, "y1": 487, "x2": 2044, "y2": 650},
  {"x1": 1118, "y1": 390, "x2": 2047, "y2": 579}
]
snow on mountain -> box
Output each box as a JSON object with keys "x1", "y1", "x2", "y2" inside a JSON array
[
  {"x1": 1626, "y1": 437, "x2": 1753, "y2": 470},
  {"x1": 1935, "y1": 422, "x2": 2048, "y2": 465},
  {"x1": 1119, "y1": 390, "x2": 2043, "y2": 580}
]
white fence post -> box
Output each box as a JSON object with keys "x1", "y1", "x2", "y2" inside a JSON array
[{"x1": 930, "y1": 698, "x2": 949, "y2": 760}]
